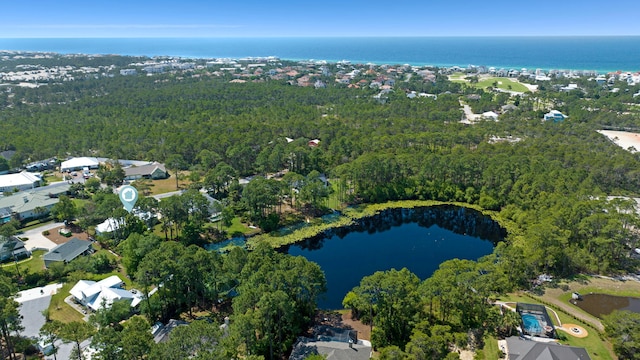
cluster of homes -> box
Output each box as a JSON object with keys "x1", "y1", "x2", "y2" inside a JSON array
[{"x1": 0, "y1": 156, "x2": 168, "y2": 225}]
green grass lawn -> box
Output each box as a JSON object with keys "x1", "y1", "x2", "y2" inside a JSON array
[
  {"x1": 1, "y1": 250, "x2": 46, "y2": 275},
  {"x1": 476, "y1": 77, "x2": 530, "y2": 92},
  {"x1": 476, "y1": 334, "x2": 500, "y2": 360},
  {"x1": 49, "y1": 282, "x2": 85, "y2": 323}
]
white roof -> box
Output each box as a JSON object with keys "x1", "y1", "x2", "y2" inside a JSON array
[
  {"x1": 482, "y1": 111, "x2": 499, "y2": 118},
  {"x1": 60, "y1": 157, "x2": 101, "y2": 171},
  {"x1": 69, "y1": 275, "x2": 139, "y2": 311},
  {"x1": 0, "y1": 171, "x2": 41, "y2": 188},
  {"x1": 89, "y1": 287, "x2": 136, "y2": 311},
  {"x1": 95, "y1": 218, "x2": 123, "y2": 234}
]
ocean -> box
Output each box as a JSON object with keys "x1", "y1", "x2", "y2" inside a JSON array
[{"x1": 1, "y1": 37, "x2": 639, "y2": 73}]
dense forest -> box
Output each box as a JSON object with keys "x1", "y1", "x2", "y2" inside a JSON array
[{"x1": 1, "y1": 53, "x2": 640, "y2": 359}]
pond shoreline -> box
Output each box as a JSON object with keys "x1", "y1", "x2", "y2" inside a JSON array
[{"x1": 247, "y1": 200, "x2": 514, "y2": 249}]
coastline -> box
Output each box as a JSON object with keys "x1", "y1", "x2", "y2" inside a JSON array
[{"x1": 1, "y1": 36, "x2": 639, "y2": 73}]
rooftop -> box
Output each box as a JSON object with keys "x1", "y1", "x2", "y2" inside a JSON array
[{"x1": 43, "y1": 237, "x2": 92, "y2": 265}]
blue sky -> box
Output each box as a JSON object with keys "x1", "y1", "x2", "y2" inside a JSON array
[{"x1": 2, "y1": 0, "x2": 639, "y2": 38}]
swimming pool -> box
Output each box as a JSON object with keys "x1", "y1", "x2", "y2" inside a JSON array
[{"x1": 521, "y1": 314, "x2": 543, "y2": 335}]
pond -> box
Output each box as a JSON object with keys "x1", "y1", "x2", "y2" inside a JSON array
[
  {"x1": 573, "y1": 293, "x2": 640, "y2": 318},
  {"x1": 281, "y1": 205, "x2": 506, "y2": 309}
]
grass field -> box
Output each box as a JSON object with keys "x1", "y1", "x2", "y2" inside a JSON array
[
  {"x1": 147, "y1": 173, "x2": 192, "y2": 195},
  {"x1": 476, "y1": 77, "x2": 530, "y2": 92},
  {"x1": 449, "y1": 73, "x2": 530, "y2": 93}
]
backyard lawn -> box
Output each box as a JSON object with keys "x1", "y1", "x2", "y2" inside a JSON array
[
  {"x1": 498, "y1": 292, "x2": 614, "y2": 360},
  {"x1": 1, "y1": 249, "x2": 46, "y2": 275}
]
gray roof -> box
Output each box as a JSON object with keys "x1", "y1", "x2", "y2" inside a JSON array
[
  {"x1": 124, "y1": 162, "x2": 167, "y2": 177},
  {"x1": 290, "y1": 338, "x2": 371, "y2": 360},
  {"x1": 152, "y1": 319, "x2": 189, "y2": 343},
  {"x1": 506, "y1": 337, "x2": 591, "y2": 360},
  {"x1": 0, "y1": 183, "x2": 70, "y2": 216},
  {"x1": 43, "y1": 238, "x2": 92, "y2": 265},
  {"x1": 0, "y1": 235, "x2": 27, "y2": 261}
]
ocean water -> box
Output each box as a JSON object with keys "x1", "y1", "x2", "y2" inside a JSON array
[{"x1": 1, "y1": 37, "x2": 639, "y2": 73}]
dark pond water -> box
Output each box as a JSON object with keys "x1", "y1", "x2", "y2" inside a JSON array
[
  {"x1": 281, "y1": 205, "x2": 506, "y2": 309},
  {"x1": 574, "y1": 294, "x2": 640, "y2": 318}
]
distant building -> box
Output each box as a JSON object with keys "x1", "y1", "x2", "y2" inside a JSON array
[
  {"x1": 124, "y1": 162, "x2": 168, "y2": 181},
  {"x1": 60, "y1": 157, "x2": 101, "y2": 172},
  {"x1": 119, "y1": 69, "x2": 137, "y2": 76},
  {"x1": 43, "y1": 238, "x2": 93, "y2": 268},
  {"x1": 0, "y1": 172, "x2": 42, "y2": 193},
  {"x1": 543, "y1": 110, "x2": 567, "y2": 122}
]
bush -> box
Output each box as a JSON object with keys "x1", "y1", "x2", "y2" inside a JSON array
[{"x1": 42, "y1": 230, "x2": 50, "y2": 236}]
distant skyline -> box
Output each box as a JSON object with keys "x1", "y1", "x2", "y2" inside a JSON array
[{"x1": 2, "y1": 0, "x2": 640, "y2": 38}]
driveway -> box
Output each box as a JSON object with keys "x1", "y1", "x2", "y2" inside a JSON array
[
  {"x1": 20, "y1": 222, "x2": 64, "y2": 251},
  {"x1": 16, "y1": 284, "x2": 62, "y2": 338}
]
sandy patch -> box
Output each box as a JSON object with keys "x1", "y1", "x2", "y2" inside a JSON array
[
  {"x1": 557, "y1": 323, "x2": 588, "y2": 338},
  {"x1": 597, "y1": 130, "x2": 640, "y2": 153}
]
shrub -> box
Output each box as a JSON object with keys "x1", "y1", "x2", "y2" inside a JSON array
[{"x1": 42, "y1": 230, "x2": 50, "y2": 236}]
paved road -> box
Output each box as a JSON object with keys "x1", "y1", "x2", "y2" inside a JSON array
[
  {"x1": 20, "y1": 222, "x2": 64, "y2": 251},
  {"x1": 152, "y1": 190, "x2": 183, "y2": 201}
]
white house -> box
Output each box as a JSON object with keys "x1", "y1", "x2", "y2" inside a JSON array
[
  {"x1": 0, "y1": 172, "x2": 42, "y2": 192},
  {"x1": 69, "y1": 275, "x2": 142, "y2": 311},
  {"x1": 481, "y1": 111, "x2": 499, "y2": 120},
  {"x1": 543, "y1": 110, "x2": 567, "y2": 122},
  {"x1": 60, "y1": 157, "x2": 101, "y2": 172}
]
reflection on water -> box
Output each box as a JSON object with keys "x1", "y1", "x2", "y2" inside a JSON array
[
  {"x1": 574, "y1": 293, "x2": 640, "y2": 318},
  {"x1": 283, "y1": 206, "x2": 505, "y2": 309}
]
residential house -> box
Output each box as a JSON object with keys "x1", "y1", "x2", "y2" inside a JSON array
[
  {"x1": 482, "y1": 111, "x2": 499, "y2": 120},
  {"x1": 543, "y1": 110, "x2": 567, "y2": 122},
  {"x1": 0, "y1": 171, "x2": 42, "y2": 192},
  {"x1": 119, "y1": 69, "x2": 137, "y2": 76},
  {"x1": 505, "y1": 336, "x2": 591, "y2": 360},
  {"x1": 69, "y1": 275, "x2": 142, "y2": 311},
  {"x1": 60, "y1": 157, "x2": 101, "y2": 172},
  {"x1": 0, "y1": 235, "x2": 30, "y2": 262},
  {"x1": 124, "y1": 162, "x2": 168, "y2": 181},
  {"x1": 0, "y1": 183, "x2": 70, "y2": 221},
  {"x1": 289, "y1": 326, "x2": 371, "y2": 360},
  {"x1": 43, "y1": 238, "x2": 93, "y2": 268}
]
